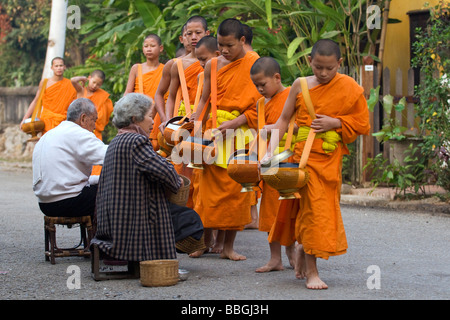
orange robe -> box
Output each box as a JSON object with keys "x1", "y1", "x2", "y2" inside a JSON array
[
  {"x1": 86, "y1": 88, "x2": 113, "y2": 176},
  {"x1": 40, "y1": 78, "x2": 77, "y2": 134},
  {"x1": 258, "y1": 88, "x2": 300, "y2": 238},
  {"x1": 184, "y1": 61, "x2": 203, "y2": 110},
  {"x1": 174, "y1": 61, "x2": 204, "y2": 209},
  {"x1": 134, "y1": 63, "x2": 164, "y2": 149},
  {"x1": 194, "y1": 52, "x2": 261, "y2": 230},
  {"x1": 288, "y1": 73, "x2": 370, "y2": 259}
]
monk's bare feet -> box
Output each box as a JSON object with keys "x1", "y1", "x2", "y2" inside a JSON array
[
  {"x1": 244, "y1": 221, "x2": 258, "y2": 229},
  {"x1": 210, "y1": 243, "x2": 223, "y2": 253},
  {"x1": 188, "y1": 247, "x2": 209, "y2": 258},
  {"x1": 255, "y1": 260, "x2": 284, "y2": 273},
  {"x1": 304, "y1": 252, "x2": 328, "y2": 289},
  {"x1": 285, "y1": 244, "x2": 296, "y2": 269},
  {"x1": 220, "y1": 249, "x2": 246, "y2": 261},
  {"x1": 306, "y1": 272, "x2": 328, "y2": 290},
  {"x1": 295, "y1": 244, "x2": 306, "y2": 279}
]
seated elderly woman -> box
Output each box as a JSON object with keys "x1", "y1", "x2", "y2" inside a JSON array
[{"x1": 91, "y1": 93, "x2": 204, "y2": 264}]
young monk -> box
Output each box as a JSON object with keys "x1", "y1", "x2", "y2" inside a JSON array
[
  {"x1": 71, "y1": 69, "x2": 114, "y2": 176},
  {"x1": 164, "y1": 16, "x2": 210, "y2": 211},
  {"x1": 262, "y1": 39, "x2": 370, "y2": 289},
  {"x1": 187, "y1": 35, "x2": 222, "y2": 256},
  {"x1": 124, "y1": 34, "x2": 164, "y2": 149},
  {"x1": 154, "y1": 24, "x2": 191, "y2": 133},
  {"x1": 242, "y1": 23, "x2": 254, "y2": 53},
  {"x1": 71, "y1": 70, "x2": 113, "y2": 141},
  {"x1": 250, "y1": 57, "x2": 297, "y2": 272},
  {"x1": 190, "y1": 18, "x2": 262, "y2": 261},
  {"x1": 21, "y1": 57, "x2": 77, "y2": 134},
  {"x1": 165, "y1": 16, "x2": 210, "y2": 119}
]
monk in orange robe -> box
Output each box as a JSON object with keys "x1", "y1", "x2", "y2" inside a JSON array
[
  {"x1": 71, "y1": 70, "x2": 113, "y2": 176},
  {"x1": 191, "y1": 19, "x2": 261, "y2": 261},
  {"x1": 262, "y1": 39, "x2": 370, "y2": 289},
  {"x1": 154, "y1": 24, "x2": 192, "y2": 133},
  {"x1": 249, "y1": 57, "x2": 298, "y2": 272},
  {"x1": 21, "y1": 57, "x2": 77, "y2": 134},
  {"x1": 164, "y1": 16, "x2": 210, "y2": 210},
  {"x1": 124, "y1": 34, "x2": 164, "y2": 149}
]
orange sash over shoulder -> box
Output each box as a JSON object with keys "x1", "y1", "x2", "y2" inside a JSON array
[
  {"x1": 292, "y1": 73, "x2": 370, "y2": 259},
  {"x1": 135, "y1": 63, "x2": 164, "y2": 149},
  {"x1": 194, "y1": 53, "x2": 262, "y2": 231},
  {"x1": 184, "y1": 61, "x2": 204, "y2": 105},
  {"x1": 214, "y1": 52, "x2": 260, "y2": 128},
  {"x1": 40, "y1": 78, "x2": 77, "y2": 133},
  {"x1": 134, "y1": 63, "x2": 164, "y2": 98}
]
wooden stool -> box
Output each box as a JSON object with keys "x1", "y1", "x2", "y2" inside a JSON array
[
  {"x1": 44, "y1": 216, "x2": 93, "y2": 264},
  {"x1": 91, "y1": 243, "x2": 140, "y2": 281}
]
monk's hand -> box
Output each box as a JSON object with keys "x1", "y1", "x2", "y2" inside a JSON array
[
  {"x1": 189, "y1": 112, "x2": 197, "y2": 123},
  {"x1": 217, "y1": 119, "x2": 239, "y2": 138},
  {"x1": 311, "y1": 114, "x2": 341, "y2": 133},
  {"x1": 260, "y1": 150, "x2": 273, "y2": 167},
  {"x1": 179, "y1": 176, "x2": 184, "y2": 187},
  {"x1": 159, "y1": 121, "x2": 166, "y2": 134}
]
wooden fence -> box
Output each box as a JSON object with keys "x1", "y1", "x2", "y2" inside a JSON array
[{"x1": 341, "y1": 63, "x2": 421, "y2": 185}]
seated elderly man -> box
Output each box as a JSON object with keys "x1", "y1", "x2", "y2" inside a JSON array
[
  {"x1": 91, "y1": 93, "x2": 205, "y2": 264},
  {"x1": 32, "y1": 98, "x2": 108, "y2": 219}
]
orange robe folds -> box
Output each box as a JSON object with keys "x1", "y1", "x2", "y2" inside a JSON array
[
  {"x1": 292, "y1": 73, "x2": 370, "y2": 259},
  {"x1": 87, "y1": 88, "x2": 113, "y2": 176},
  {"x1": 174, "y1": 61, "x2": 204, "y2": 209},
  {"x1": 258, "y1": 88, "x2": 298, "y2": 240},
  {"x1": 40, "y1": 78, "x2": 77, "y2": 134},
  {"x1": 184, "y1": 61, "x2": 204, "y2": 109},
  {"x1": 134, "y1": 63, "x2": 165, "y2": 149},
  {"x1": 194, "y1": 52, "x2": 261, "y2": 230}
]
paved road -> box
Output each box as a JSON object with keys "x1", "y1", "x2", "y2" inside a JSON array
[{"x1": 1, "y1": 166, "x2": 449, "y2": 305}]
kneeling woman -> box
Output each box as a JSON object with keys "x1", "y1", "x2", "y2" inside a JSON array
[{"x1": 91, "y1": 93, "x2": 182, "y2": 261}]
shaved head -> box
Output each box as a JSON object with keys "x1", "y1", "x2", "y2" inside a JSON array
[
  {"x1": 250, "y1": 57, "x2": 281, "y2": 77},
  {"x1": 310, "y1": 39, "x2": 341, "y2": 60}
]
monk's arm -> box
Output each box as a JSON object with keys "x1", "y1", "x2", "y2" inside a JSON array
[
  {"x1": 154, "y1": 61, "x2": 173, "y2": 124},
  {"x1": 262, "y1": 78, "x2": 300, "y2": 161},
  {"x1": 70, "y1": 76, "x2": 87, "y2": 94},
  {"x1": 164, "y1": 63, "x2": 181, "y2": 119},
  {"x1": 124, "y1": 64, "x2": 138, "y2": 95},
  {"x1": 20, "y1": 79, "x2": 45, "y2": 126},
  {"x1": 190, "y1": 60, "x2": 211, "y2": 125}
]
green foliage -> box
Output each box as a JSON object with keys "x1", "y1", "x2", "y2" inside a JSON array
[
  {"x1": 0, "y1": 0, "x2": 50, "y2": 86},
  {"x1": 411, "y1": 0, "x2": 450, "y2": 191},
  {"x1": 364, "y1": 143, "x2": 428, "y2": 199},
  {"x1": 372, "y1": 94, "x2": 410, "y2": 142}
]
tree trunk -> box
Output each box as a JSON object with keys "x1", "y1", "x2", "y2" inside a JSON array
[{"x1": 42, "y1": 0, "x2": 68, "y2": 79}]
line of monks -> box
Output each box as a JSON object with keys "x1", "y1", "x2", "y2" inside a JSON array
[{"x1": 20, "y1": 16, "x2": 370, "y2": 290}]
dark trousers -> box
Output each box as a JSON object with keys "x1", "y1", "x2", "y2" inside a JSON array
[{"x1": 39, "y1": 185, "x2": 98, "y2": 219}]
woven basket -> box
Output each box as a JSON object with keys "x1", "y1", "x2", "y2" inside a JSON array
[
  {"x1": 140, "y1": 259, "x2": 179, "y2": 287},
  {"x1": 169, "y1": 175, "x2": 191, "y2": 206}
]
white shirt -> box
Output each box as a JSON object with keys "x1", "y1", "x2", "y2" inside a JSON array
[{"x1": 32, "y1": 121, "x2": 108, "y2": 203}]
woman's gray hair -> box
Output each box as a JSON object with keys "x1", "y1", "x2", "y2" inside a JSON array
[
  {"x1": 67, "y1": 98, "x2": 96, "y2": 122},
  {"x1": 112, "y1": 93, "x2": 153, "y2": 129}
]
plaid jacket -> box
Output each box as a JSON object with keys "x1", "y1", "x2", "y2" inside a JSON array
[{"x1": 92, "y1": 133, "x2": 181, "y2": 261}]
